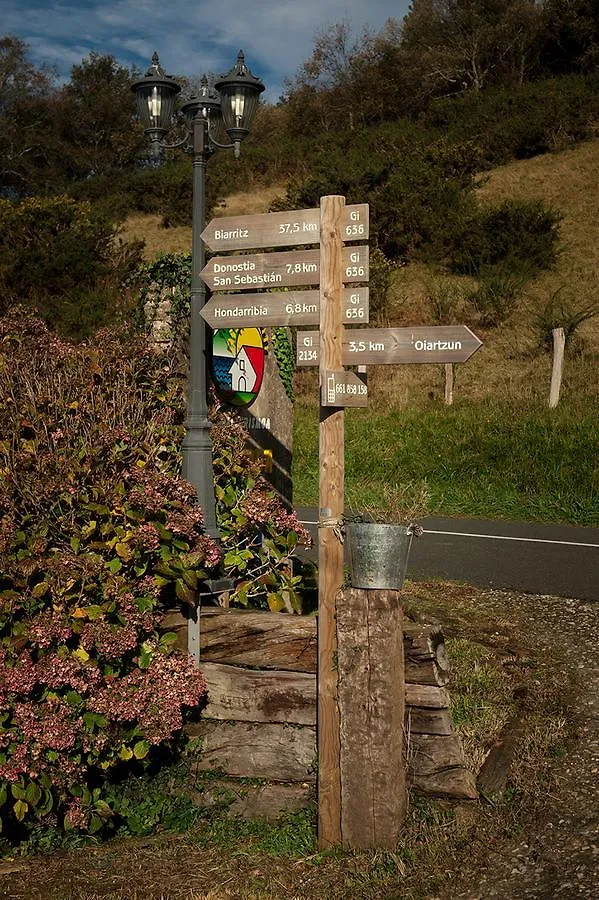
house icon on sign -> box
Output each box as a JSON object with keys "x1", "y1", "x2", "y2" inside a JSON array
[{"x1": 229, "y1": 346, "x2": 261, "y2": 393}]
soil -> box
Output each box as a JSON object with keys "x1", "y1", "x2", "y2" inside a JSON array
[{"x1": 0, "y1": 586, "x2": 597, "y2": 900}]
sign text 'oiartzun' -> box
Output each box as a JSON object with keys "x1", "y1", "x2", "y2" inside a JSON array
[{"x1": 297, "y1": 326, "x2": 482, "y2": 366}]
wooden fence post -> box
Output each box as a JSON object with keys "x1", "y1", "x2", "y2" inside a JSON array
[
  {"x1": 444, "y1": 363, "x2": 454, "y2": 405},
  {"x1": 549, "y1": 326, "x2": 565, "y2": 408},
  {"x1": 336, "y1": 588, "x2": 407, "y2": 848},
  {"x1": 317, "y1": 194, "x2": 345, "y2": 848}
]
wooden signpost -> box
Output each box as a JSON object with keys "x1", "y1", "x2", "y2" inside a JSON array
[
  {"x1": 199, "y1": 196, "x2": 481, "y2": 852},
  {"x1": 201, "y1": 204, "x2": 369, "y2": 251},
  {"x1": 200, "y1": 246, "x2": 369, "y2": 291},
  {"x1": 296, "y1": 325, "x2": 482, "y2": 366},
  {"x1": 201, "y1": 287, "x2": 369, "y2": 329}
]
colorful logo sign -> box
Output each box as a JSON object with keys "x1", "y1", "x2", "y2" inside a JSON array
[{"x1": 211, "y1": 327, "x2": 265, "y2": 408}]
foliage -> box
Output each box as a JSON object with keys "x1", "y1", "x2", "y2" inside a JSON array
[
  {"x1": 466, "y1": 267, "x2": 525, "y2": 328},
  {"x1": 211, "y1": 408, "x2": 309, "y2": 612},
  {"x1": 0, "y1": 195, "x2": 144, "y2": 340},
  {"x1": 535, "y1": 286, "x2": 599, "y2": 350},
  {"x1": 450, "y1": 199, "x2": 561, "y2": 277},
  {"x1": 0, "y1": 310, "x2": 214, "y2": 839},
  {"x1": 0, "y1": 309, "x2": 309, "y2": 845},
  {"x1": 270, "y1": 328, "x2": 295, "y2": 402}
]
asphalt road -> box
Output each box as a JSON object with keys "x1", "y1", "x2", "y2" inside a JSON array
[{"x1": 295, "y1": 508, "x2": 599, "y2": 601}]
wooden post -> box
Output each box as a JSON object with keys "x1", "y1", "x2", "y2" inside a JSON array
[
  {"x1": 444, "y1": 363, "x2": 454, "y2": 405},
  {"x1": 549, "y1": 326, "x2": 565, "y2": 409},
  {"x1": 337, "y1": 588, "x2": 406, "y2": 848},
  {"x1": 317, "y1": 195, "x2": 345, "y2": 848}
]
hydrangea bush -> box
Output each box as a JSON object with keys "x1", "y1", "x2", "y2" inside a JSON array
[{"x1": 0, "y1": 310, "x2": 309, "y2": 840}]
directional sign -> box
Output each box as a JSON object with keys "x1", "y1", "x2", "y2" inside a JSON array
[
  {"x1": 200, "y1": 246, "x2": 369, "y2": 292},
  {"x1": 200, "y1": 288, "x2": 369, "y2": 328},
  {"x1": 322, "y1": 370, "x2": 368, "y2": 407},
  {"x1": 201, "y1": 205, "x2": 369, "y2": 251},
  {"x1": 296, "y1": 326, "x2": 482, "y2": 366}
]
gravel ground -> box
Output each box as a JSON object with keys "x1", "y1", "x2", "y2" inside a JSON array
[{"x1": 446, "y1": 593, "x2": 599, "y2": 900}]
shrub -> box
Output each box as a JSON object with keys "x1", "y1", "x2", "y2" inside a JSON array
[
  {"x1": 0, "y1": 310, "x2": 309, "y2": 843},
  {"x1": 466, "y1": 268, "x2": 525, "y2": 328},
  {"x1": 0, "y1": 196, "x2": 144, "y2": 340},
  {"x1": 535, "y1": 286, "x2": 599, "y2": 349},
  {"x1": 451, "y1": 199, "x2": 561, "y2": 277}
]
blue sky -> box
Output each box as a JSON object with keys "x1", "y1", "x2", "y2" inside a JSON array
[{"x1": 2, "y1": 0, "x2": 411, "y2": 101}]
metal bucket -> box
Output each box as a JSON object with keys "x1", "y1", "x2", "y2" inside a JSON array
[{"x1": 346, "y1": 523, "x2": 413, "y2": 590}]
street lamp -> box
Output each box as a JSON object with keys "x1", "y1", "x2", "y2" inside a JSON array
[{"x1": 132, "y1": 52, "x2": 265, "y2": 538}]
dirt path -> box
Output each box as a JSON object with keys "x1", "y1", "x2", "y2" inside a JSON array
[{"x1": 448, "y1": 594, "x2": 599, "y2": 900}]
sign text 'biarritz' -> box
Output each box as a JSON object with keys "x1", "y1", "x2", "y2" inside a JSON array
[
  {"x1": 297, "y1": 326, "x2": 483, "y2": 366},
  {"x1": 200, "y1": 246, "x2": 369, "y2": 292},
  {"x1": 201, "y1": 205, "x2": 369, "y2": 251},
  {"x1": 200, "y1": 288, "x2": 369, "y2": 328}
]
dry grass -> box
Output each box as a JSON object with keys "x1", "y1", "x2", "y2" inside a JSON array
[{"x1": 121, "y1": 183, "x2": 286, "y2": 261}]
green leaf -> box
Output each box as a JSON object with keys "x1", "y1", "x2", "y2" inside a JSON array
[
  {"x1": 89, "y1": 813, "x2": 103, "y2": 833},
  {"x1": 119, "y1": 745, "x2": 133, "y2": 761},
  {"x1": 11, "y1": 782, "x2": 26, "y2": 800},
  {"x1": 133, "y1": 740, "x2": 150, "y2": 759},
  {"x1": 70, "y1": 537, "x2": 81, "y2": 553},
  {"x1": 13, "y1": 799, "x2": 28, "y2": 821},
  {"x1": 25, "y1": 782, "x2": 42, "y2": 807},
  {"x1": 86, "y1": 604, "x2": 104, "y2": 621},
  {"x1": 30, "y1": 581, "x2": 49, "y2": 598},
  {"x1": 107, "y1": 557, "x2": 122, "y2": 573},
  {"x1": 175, "y1": 578, "x2": 195, "y2": 605}
]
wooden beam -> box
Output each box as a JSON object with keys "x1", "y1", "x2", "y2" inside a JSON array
[
  {"x1": 317, "y1": 195, "x2": 345, "y2": 848},
  {"x1": 337, "y1": 589, "x2": 407, "y2": 849}
]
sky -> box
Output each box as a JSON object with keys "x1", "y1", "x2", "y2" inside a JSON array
[{"x1": 2, "y1": 0, "x2": 412, "y2": 101}]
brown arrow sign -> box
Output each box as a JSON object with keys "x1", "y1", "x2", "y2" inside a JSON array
[
  {"x1": 201, "y1": 204, "x2": 369, "y2": 251},
  {"x1": 200, "y1": 288, "x2": 369, "y2": 328},
  {"x1": 201, "y1": 247, "x2": 369, "y2": 292},
  {"x1": 296, "y1": 326, "x2": 482, "y2": 366}
]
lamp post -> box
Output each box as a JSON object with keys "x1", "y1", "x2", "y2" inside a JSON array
[{"x1": 132, "y1": 52, "x2": 265, "y2": 537}]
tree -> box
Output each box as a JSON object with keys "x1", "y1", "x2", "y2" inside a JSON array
[
  {"x1": 57, "y1": 53, "x2": 143, "y2": 179},
  {"x1": 0, "y1": 36, "x2": 57, "y2": 195},
  {"x1": 400, "y1": 0, "x2": 543, "y2": 96}
]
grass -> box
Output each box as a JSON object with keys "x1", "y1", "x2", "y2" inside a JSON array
[{"x1": 292, "y1": 399, "x2": 599, "y2": 525}]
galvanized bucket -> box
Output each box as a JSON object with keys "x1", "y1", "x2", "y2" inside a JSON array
[{"x1": 346, "y1": 523, "x2": 414, "y2": 590}]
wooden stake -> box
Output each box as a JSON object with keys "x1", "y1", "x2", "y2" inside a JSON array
[
  {"x1": 444, "y1": 363, "x2": 454, "y2": 405},
  {"x1": 317, "y1": 195, "x2": 345, "y2": 848},
  {"x1": 549, "y1": 326, "x2": 565, "y2": 409}
]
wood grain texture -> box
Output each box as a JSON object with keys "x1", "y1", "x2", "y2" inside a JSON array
[
  {"x1": 337, "y1": 589, "x2": 407, "y2": 849},
  {"x1": 317, "y1": 194, "x2": 346, "y2": 849},
  {"x1": 188, "y1": 721, "x2": 316, "y2": 782},
  {"x1": 405, "y1": 684, "x2": 451, "y2": 709},
  {"x1": 201, "y1": 661, "x2": 316, "y2": 725},
  {"x1": 193, "y1": 779, "x2": 313, "y2": 820}
]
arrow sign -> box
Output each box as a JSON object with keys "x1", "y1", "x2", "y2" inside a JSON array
[
  {"x1": 201, "y1": 204, "x2": 369, "y2": 251},
  {"x1": 200, "y1": 246, "x2": 369, "y2": 292},
  {"x1": 296, "y1": 326, "x2": 482, "y2": 366},
  {"x1": 322, "y1": 370, "x2": 368, "y2": 407},
  {"x1": 200, "y1": 288, "x2": 369, "y2": 328}
]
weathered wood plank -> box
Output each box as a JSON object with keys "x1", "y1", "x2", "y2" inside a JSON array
[
  {"x1": 405, "y1": 684, "x2": 450, "y2": 709},
  {"x1": 407, "y1": 707, "x2": 454, "y2": 736},
  {"x1": 411, "y1": 768, "x2": 478, "y2": 800},
  {"x1": 201, "y1": 662, "x2": 316, "y2": 725},
  {"x1": 408, "y1": 734, "x2": 470, "y2": 776},
  {"x1": 161, "y1": 607, "x2": 318, "y2": 672},
  {"x1": 337, "y1": 589, "x2": 406, "y2": 849},
  {"x1": 193, "y1": 778, "x2": 313, "y2": 820},
  {"x1": 188, "y1": 721, "x2": 316, "y2": 782}
]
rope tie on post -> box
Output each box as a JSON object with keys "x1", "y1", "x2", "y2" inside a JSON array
[{"x1": 318, "y1": 517, "x2": 345, "y2": 543}]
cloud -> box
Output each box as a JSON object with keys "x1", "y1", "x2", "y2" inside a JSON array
[{"x1": 4, "y1": 0, "x2": 410, "y2": 98}]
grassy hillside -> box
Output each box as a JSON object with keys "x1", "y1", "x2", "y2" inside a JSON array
[{"x1": 122, "y1": 140, "x2": 599, "y2": 524}]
